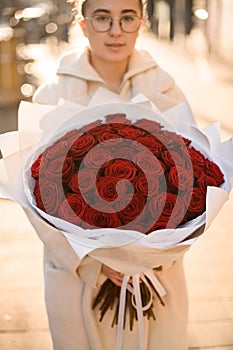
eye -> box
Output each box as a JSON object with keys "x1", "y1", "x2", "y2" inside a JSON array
[
  {"x1": 94, "y1": 15, "x2": 111, "y2": 22},
  {"x1": 121, "y1": 15, "x2": 136, "y2": 22}
]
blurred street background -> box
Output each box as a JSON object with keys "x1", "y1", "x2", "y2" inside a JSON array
[{"x1": 0, "y1": 0, "x2": 233, "y2": 349}]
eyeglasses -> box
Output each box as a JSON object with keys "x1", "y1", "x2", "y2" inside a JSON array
[{"x1": 85, "y1": 15, "x2": 142, "y2": 33}]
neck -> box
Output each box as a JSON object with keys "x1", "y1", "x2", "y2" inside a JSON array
[{"x1": 89, "y1": 53, "x2": 129, "y2": 93}]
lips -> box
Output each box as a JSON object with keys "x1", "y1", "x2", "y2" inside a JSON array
[{"x1": 105, "y1": 43, "x2": 125, "y2": 48}]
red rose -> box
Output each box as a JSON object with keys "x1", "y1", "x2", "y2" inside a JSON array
[
  {"x1": 34, "y1": 179, "x2": 64, "y2": 215},
  {"x1": 135, "y1": 135, "x2": 164, "y2": 156},
  {"x1": 188, "y1": 147, "x2": 206, "y2": 169},
  {"x1": 81, "y1": 119, "x2": 102, "y2": 134},
  {"x1": 40, "y1": 156, "x2": 75, "y2": 183},
  {"x1": 192, "y1": 164, "x2": 204, "y2": 179},
  {"x1": 83, "y1": 204, "x2": 122, "y2": 229},
  {"x1": 133, "y1": 119, "x2": 162, "y2": 134},
  {"x1": 109, "y1": 122, "x2": 131, "y2": 132},
  {"x1": 33, "y1": 179, "x2": 45, "y2": 211},
  {"x1": 105, "y1": 113, "x2": 129, "y2": 124},
  {"x1": 83, "y1": 146, "x2": 112, "y2": 169},
  {"x1": 133, "y1": 173, "x2": 160, "y2": 198},
  {"x1": 97, "y1": 132, "x2": 122, "y2": 145},
  {"x1": 103, "y1": 159, "x2": 138, "y2": 181},
  {"x1": 133, "y1": 151, "x2": 164, "y2": 176},
  {"x1": 168, "y1": 166, "x2": 193, "y2": 192},
  {"x1": 31, "y1": 153, "x2": 48, "y2": 180},
  {"x1": 45, "y1": 129, "x2": 84, "y2": 160},
  {"x1": 161, "y1": 193, "x2": 186, "y2": 227},
  {"x1": 59, "y1": 193, "x2": 87, "y2": 225},
  {"x1": 161, "y1": 150, "x2": 186, "y2": 168},
  {"x1": 87, "y1": 124, "x2": 111, "y2": 138},
  {"x1": 111, "y1": 145, "x2": 136, "y2": 160},
  {"x1": 147, "y1": 215, "x2": 169, "y2": 233},
  {"x1": 68, "y1": 168, "x2": 96, "y2": 193},
  {"x1": 117, "y1": 125, "x2": 146, "y2": 139},
  {"x1": 205, "y1": 158, "x2": 224, "y2": 186},
  {"x1": 184, "y1": 187, "x2": 206, "y2": 217},
  {"x1": 62, "y1": 156, "x2": 76, "y2": 183},
  {"x1": 116, "y1": 193, "x2": 145, "y2": 225},
  {"x1": 96, "y1": 176, "x2": 127, "y2": 202},
  {"x1": 148, "y1": 192, "x2": 167, "y2": 223},
  {"x1": 59, "y1": 129, "x2": 83, "y2": 145},
  {"x1": 44, "y1": 140, "x2": 69, "y2": 160},
  {"x1": 70, "y1": 134, "x2": 96, "y2": 161},
  {"x1": 158, "y1": 130, "x2": 186, "y2": 151},
  {"x1": 196, "y1": 174, "x2": 218, "y2": 194},
  {"x1": 181, "y1": 136, "x2": 192, "y2": 147},
  {"x1": 149, "y1": 192, "x2": 186, "y2": 227}
]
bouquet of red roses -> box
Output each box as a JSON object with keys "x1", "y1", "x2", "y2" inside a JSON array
[
  {"x1": 25, "y1": 103, "x2": 226, "y2": 332},
  {"x1": 0, "y1": 96, "x2": 232, "y2": 350},
  {"x1": 31, "y1": 112, "x2": 224, "y2": 234}
]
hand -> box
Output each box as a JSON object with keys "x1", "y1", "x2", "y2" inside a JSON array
[{"x1": 101, "y1": 265, "x2": 125, "y2": 287}]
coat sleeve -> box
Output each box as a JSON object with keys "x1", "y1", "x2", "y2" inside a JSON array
[
  {"x1": 151, "y1": 66, "x2": 187, "y2": 103},
  {"x1": 131, "y1": 66, "x2": 191, "y2": 113},
  {"x1": 33, "y1": 79, "x2": 60, "y2": 105},
  {"x1": 33, "y1": 75, "x2": 90, "y2": 106},
  {"x1": 24, "y1": 207, "x2": 102, "y2": 287}
]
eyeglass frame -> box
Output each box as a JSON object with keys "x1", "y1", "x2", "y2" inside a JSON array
[{"x1": 84, "y1": 14, "x2": 142, "y2": 33}]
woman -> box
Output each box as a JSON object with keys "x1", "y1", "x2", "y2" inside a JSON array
[{"x1": 31, "y1": 0, "x2": 189, "y2": 349}]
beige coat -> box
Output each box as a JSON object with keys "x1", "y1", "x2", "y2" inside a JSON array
[{"x1": 31, "y1": 47, "x2": 189, "y2": 350}]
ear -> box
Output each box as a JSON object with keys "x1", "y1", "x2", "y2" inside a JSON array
[
  {"x1": 139, "y1": 18, "x2": 144, "y2": 31},
  {"x1": 79, "y1": 19, "x2": 88, "y2": 37}
]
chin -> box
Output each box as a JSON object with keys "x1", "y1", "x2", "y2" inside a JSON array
[{"x1": 104, "y1": 51, "x2": 132, "y2": 63}]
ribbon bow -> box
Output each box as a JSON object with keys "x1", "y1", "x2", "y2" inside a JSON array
[{"x1": 115, "y1": 270, "x2": 166, "y2": 350}]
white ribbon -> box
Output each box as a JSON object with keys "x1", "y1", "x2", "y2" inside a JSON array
[
  {"x1": 115, "y1": 270, "x2": 166, "y2": 350},
  {"x1": 115, "y1": 274, "x2": 130, "y2": 350}
]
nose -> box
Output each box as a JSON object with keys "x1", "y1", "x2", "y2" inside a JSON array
[{"x1": 109, "y1": 18, "x2": 122, "y2": 36}]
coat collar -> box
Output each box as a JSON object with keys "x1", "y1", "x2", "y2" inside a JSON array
[{"x1": 57, "y1": 47, "x2": 157, "y2": 84}]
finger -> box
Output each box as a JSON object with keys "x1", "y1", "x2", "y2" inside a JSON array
[
  {"x1": 109, "y1": 272, "x2": 123, "y2": 282},
  {"x1": 109, "y1": 277, "x2": 123, "y2": 287}
]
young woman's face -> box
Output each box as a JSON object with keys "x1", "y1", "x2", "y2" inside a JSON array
[{"x1": 80, "y1": 0, "x2": 142, "y2": 65}]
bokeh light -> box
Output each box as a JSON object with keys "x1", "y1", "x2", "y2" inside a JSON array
[{"x1": 20, "y1": 83, "x2": 35, "y2": 97}]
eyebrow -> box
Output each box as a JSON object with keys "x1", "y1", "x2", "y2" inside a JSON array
[{"x1": 92, "y1": 8, "x2": 138, "y2": 15}]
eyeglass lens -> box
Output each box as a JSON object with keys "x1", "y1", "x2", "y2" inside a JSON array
[{"x1": 89, "y1": 15, "x2": 141, "y2": 33}]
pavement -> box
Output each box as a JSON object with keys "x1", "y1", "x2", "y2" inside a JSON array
[{"x1": 0, "y1": 31, "x2": 233, "y2": 350}]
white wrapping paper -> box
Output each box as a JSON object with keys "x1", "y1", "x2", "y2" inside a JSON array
[
  {"x1": 0, "y1": 92, "x2": 232, "y2": 264},
  {"x1": 1, "y1": 90, "x2": 232, "y2": 350}
]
